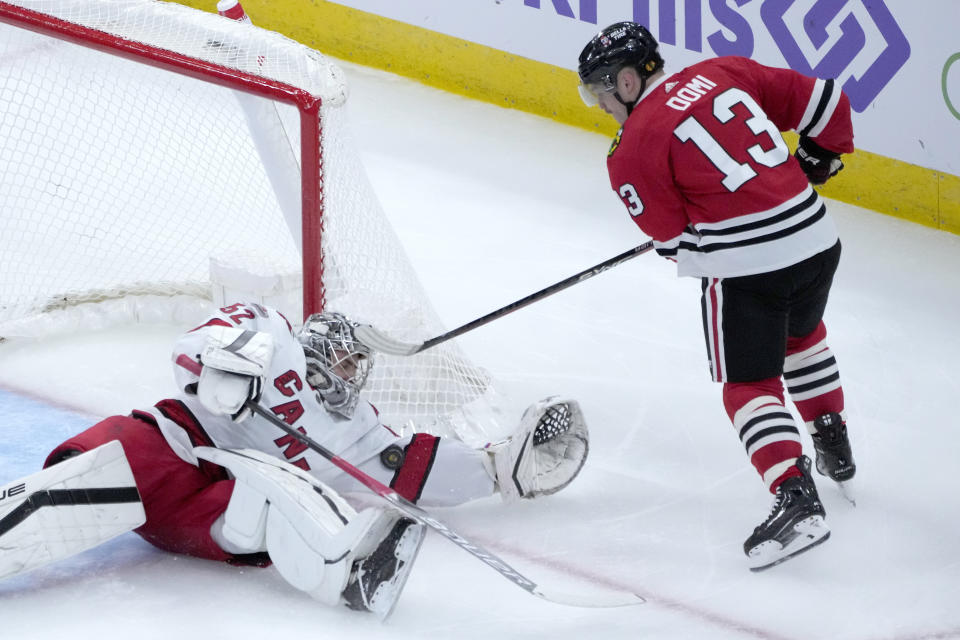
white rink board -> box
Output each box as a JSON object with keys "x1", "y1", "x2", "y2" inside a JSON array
[{"x1": 328, "y1": 0, "x2": 960, "y2": 175}]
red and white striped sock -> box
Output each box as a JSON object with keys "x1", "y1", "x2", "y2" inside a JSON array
[
  {"x1": 724, "y1": 378, "x2": 802, "y2": 493},
  {"x1": 785, "y1": 322, "x2": 846, "y2": 432}
]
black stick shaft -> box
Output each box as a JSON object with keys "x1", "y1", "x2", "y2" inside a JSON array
[{"x1": 419, "y1": 241, "x2": 655, "y2": 353}]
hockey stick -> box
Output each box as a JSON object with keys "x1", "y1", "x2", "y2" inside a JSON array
[
  {"x1": 354, "y1": 241, "x2": 656, "y2": 356},
  {"x1": 247, "y1": 401, "x2": 644, "y2": 608}
]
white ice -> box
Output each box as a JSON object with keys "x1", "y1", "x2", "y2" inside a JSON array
[{"x1": 1, "y1": 61, "x2": 959, "y2": 640}]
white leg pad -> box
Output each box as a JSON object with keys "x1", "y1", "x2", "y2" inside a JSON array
[
  {"x1": 195, "y1": 447, "x2": 395, "y2": 606},
  {"x1": 211, "y1": 477, "x2": 269, "y2": 553},
  {"x1": 0, "y1": 440, "x2": 145, "y2": 581}
]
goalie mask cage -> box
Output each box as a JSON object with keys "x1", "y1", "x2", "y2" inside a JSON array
[{"x1": 0, "y1": 0, "x2": 511, "y2": 436}]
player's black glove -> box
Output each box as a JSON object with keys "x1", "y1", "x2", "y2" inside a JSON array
[{"x1": 794, "y1": 136, "x2": 844, "y2": 185}]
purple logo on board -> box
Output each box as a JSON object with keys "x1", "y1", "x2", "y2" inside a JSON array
[
  {"x1": 525, "y1": 0, "x2": 911, "y2": 113},
  {"x1": 760, "y1": 0, "x2": 910, "y2": 112}
]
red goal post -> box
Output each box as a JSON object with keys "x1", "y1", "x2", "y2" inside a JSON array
[
  {"x1": 1, "y1": 0, "x2": 327, "y2": 315},
  {"x1": 0, "y1": 0, "x2": 512, "y2": 437}
]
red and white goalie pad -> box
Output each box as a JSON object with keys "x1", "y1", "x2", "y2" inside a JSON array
[
  {"x1": 489, "y1": 397, "x2": 590, "y2": 502},
  {"x1": 196, "y1": 446, "x2": 423, "y2": 614},
  {"x1": 0, "y1": 440, "x2": 145, "y2": 581}
]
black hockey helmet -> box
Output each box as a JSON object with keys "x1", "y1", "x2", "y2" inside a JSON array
[{"x1": 577, "y1": 22, "x2": 664, "y2": 108}]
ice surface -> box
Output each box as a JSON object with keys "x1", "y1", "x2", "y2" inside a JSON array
[{"x1": 1, "y1": 60, "x2": 959, "y2": 639}]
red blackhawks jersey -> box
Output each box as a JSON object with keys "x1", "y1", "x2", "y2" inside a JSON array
[{"x1": 607, "y1": 56, "x2": 854, "y2": 278}]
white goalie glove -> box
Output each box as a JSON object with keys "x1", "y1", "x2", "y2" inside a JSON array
[
  {"x1": 488, "y1": 397, "x2": 590, "y2": 502},
  {"x1": 197, "y1": 326, "x2": 274, "y2": 422}
]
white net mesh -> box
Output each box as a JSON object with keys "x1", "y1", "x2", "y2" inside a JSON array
[{"x1": 0, "y1": 0, "x2": 514, "y2": 437}]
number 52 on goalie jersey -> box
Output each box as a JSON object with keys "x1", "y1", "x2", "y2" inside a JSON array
[{"x1": 173, "y1": 303, "x2": 395, "y2": 482}]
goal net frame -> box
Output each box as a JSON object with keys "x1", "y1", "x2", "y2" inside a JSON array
[
  {"x1": 0, "y1": 0, "x2": 326, "y2": 314},
  {"x1": 0, "y1": 0, "x2": 514, "y2": 437}
]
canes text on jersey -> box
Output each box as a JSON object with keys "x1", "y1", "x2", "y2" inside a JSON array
[{"x1": 269, "y1": 368, "x2": 313, "y2": 471}]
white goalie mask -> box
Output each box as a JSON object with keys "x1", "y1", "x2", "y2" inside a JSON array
[{"x1": 297, "y1": 312, "x2": 373, "y2": 419}]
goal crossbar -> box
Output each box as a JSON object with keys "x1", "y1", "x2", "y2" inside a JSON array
[
  {"x1": 0, "y1": 0, "x2": 515, "y2": 435},
  {"x1": 0, "y1": 0, "x2": 326, "y2": 315}
]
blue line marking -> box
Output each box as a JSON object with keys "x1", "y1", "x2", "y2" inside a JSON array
[{"x1": 0, "y1": 389, "x2": 100, "y2": 479}]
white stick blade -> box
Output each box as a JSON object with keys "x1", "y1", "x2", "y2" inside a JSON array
[
  {"x1": 533, "y1": 587, "x2": 646, "y2": 608},
  {"x1": 354, "y1": 324, "x2": 422, "y2": 356}
]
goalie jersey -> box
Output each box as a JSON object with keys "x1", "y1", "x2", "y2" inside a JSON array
[
  {"x1": 606, "y1": 56, "x2": 854, "y2": 278},
  {"x1": 162, "y1": 304, "x2": 397, "y2": 488}
]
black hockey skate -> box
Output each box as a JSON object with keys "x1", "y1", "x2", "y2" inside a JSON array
[
  {"x1": 744, "y1": 456, "x2": 830, "y2": 572},
  {"x1": 343, "y1": 517, "x2": 426, "y2": 620},
  {"x1": 811, "y1": 412, "x2": 855, "y2": 482}
]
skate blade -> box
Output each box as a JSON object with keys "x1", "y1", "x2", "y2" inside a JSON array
[
  {"x1": 370, "y1": 523, "x2": 427, "y2": 622},
  {"x1": 747, "y1": 515, "x2": 830, "y2": 572},
  {"x1": 836, "y1": 480, "x2": 856, "y2": 507}
]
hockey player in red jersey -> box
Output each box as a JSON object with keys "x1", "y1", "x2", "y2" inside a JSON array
[
  {"x1": 0, "y1": 303, "x2": 589, "y2": 617},
  {"x1": 578, "y1": 22, "x2": 855, "y2": 570}
]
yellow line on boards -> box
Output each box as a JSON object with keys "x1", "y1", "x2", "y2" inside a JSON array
[{"x1": 174, "y1": 0, "x2": 959, "y2": 236}]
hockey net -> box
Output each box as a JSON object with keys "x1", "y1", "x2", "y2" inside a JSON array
[{"x1": 0, "y1": 0, "x2": 512, "y2": 438}]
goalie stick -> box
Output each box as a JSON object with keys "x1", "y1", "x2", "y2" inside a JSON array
[
  {"x1": 354, "y1": 241, "x2": 655, "y2": 356},
  {"x1": 246, "y1": 401, "x2": 644, "y2": 609}
]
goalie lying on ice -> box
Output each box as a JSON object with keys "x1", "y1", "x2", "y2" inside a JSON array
[{"x1": 0, "y1": 302, "x2": 589, "y2": 619}]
